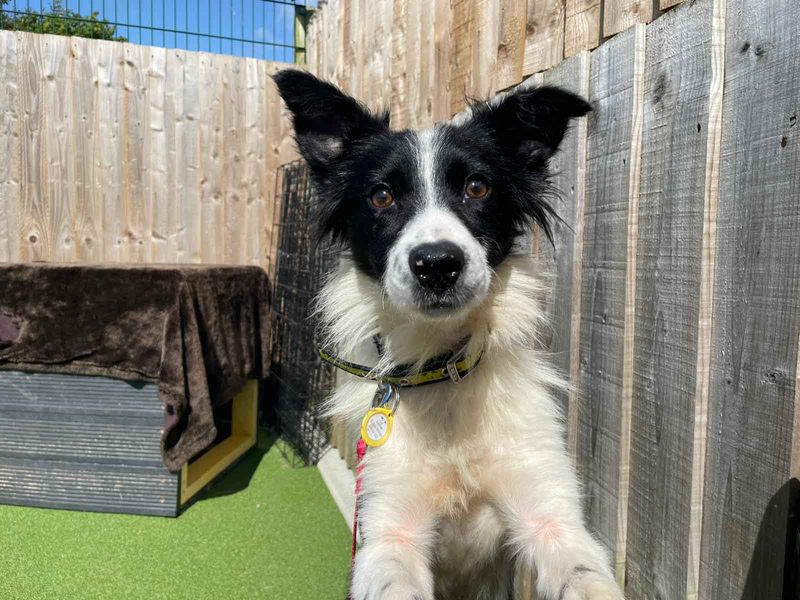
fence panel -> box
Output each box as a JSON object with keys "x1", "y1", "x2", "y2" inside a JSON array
[
  {"x1": 625, "y1": 1, "x2": 713, "y2": 597},
  {"x1": 701, "y1": 0, "x2": 800, "y2": 597}
]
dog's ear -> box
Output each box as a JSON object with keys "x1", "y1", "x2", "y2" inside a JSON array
[
  {"x1": 273, "y1": 69, "x2": 389, "y2": 175},
  {"x1": 473, "y1": 85, "x2": 592, "y2": 162}
]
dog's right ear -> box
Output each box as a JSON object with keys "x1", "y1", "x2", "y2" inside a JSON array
[{"x1": 273, "y1": 70, "x2": 389, "y2": 175}]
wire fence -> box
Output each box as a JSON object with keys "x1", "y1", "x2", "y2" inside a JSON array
[
  {"x1": 0, "y1": 0, "x2": 313, "y2": 61},
  {"x1": 269, "y1": 161, "x2": 340, "y2": 465}
]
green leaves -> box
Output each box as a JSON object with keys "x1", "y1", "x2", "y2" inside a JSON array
[{"x1": 0, "y1": 0, "x2": 126, "y2": 42}]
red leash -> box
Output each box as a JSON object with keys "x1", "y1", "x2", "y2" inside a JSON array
[{"x1": 351, "y1": 437, "x2": 367, "y2": 563}]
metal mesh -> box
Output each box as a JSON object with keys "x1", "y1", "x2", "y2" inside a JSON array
[
  {"x1": 0, "y1": 0, "x2": 313, "y2": 61},
  {"x1": 269, "y1": 160, "x2": 339, "y2": 465}
]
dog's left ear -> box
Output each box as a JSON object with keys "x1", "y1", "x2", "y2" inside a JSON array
[
  {"x1": 476, "y1": 85, "x2": 592, "y2": 161},
  {"x1": 273, "y1": 69, "x2": 390, "y2": 176}
]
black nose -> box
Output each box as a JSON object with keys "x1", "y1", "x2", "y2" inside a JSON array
[{"x1": 408, "y1": 242, "x2": 465, "y2": 291}]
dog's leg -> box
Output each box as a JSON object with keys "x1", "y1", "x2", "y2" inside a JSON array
[
  {"x1": 490, "y1": 453, "x2": 625, "y2": 600},
  {"x1": 349, "y1": 467, "x2": 437, "y2": 600}
]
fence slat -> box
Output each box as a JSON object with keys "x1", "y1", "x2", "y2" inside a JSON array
[
  {"x1": 700, "y1": 0, "x2": 800, "y2": 597},
  {"x1": 145, "y1": 46, "x2": 168, "y2": 262},
  {"x1": 121, "y1": 43, "x2": 148, "y2": 262},
  {"x1": 578, "y1": 26, "x2": 642, "y2": 564},
  {"x1": 198, "y1": 52, "x2": 225, "y2": 264},
  {"x1": 542, "y1": 52, "x2": 590, "y2": 429},
  {"x1": 624, "y1": 2, "x2": 713, "y2": 598},
  {"x1": 390, "y1": 0, "x2": 409, "y2": 128},
  {"x1": 43, "y1": 35, "x2": 74, "y2": 262},
  {"x1": 18, "y1": 33, "x2": 49, "y2": 261},
  {"x1": 523, "y1": 0, "x2": 565, "y2": 76},
  {"x1": 470, "y1": 0, "x2": 501, "y2": 101},
  {"x1": 93, "y1": 39, "x2": 123, "y2": 263},
  {"x1": 493, "y1": 0, "x2": 526, "y2": 93},
  {"x1": 603, "y1": 0, "x2": 657, "y2": 38},
  {"x1": 564, "y1": 0, "x2": 601, "y2": 59},
  {"x1": 223, "y1": 56, "x2": 246, "y2": 265},
  {"x1": 0, "y1": 31, "x2": 20, "y2": 263},
  {"x1": 68, "y1": 37, "x2": 101, "y2": 262},
  {"x1": 448, "y1": 0, "x2": 474, "y2": 116},
  {"x1": 432, "y1": 0, "x2": 452, "y2": 122}
]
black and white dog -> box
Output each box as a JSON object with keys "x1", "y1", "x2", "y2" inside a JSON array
[{"x1": 275, "y1": 70, "x2": 624, "y2": 600}]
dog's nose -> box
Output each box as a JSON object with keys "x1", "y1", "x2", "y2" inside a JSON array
[{"x1": 408, "y1": 242, "x2": 465, "y2": 291}]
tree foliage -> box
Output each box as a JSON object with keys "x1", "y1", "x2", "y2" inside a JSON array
[{"x1": 0, "y1": 0, "x2": 125, "y2": 41}]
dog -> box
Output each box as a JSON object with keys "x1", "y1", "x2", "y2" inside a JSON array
[{"x1": 275, "y1": 69, "x2": 624, "y2": 600}]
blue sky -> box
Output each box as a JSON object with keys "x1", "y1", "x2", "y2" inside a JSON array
[{"x1": 4, "y1": 0, "x2": 317, "y2": 60}]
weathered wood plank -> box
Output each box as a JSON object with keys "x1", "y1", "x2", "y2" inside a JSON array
[
  {"x1": 523, "y1": 0, "x2": 565, "y2": 76},
  {"x1": 577, "y1": 26, "x2": 640, "y2": 564},
  {"x1": 603, "y1": 0, "x2": 657, "y2": 38},
  {"x1": 198, "y1": 52, "x2": 225, "y2": 264},
  {"x1": 700, "y1": 1, "x2": 800, "y2": 598},
  {"x1": 624, "y1": 2, "x2": 713, "y2": 598},
  {"x1": 469, "y1": 0, "x2": 501, "y2": 101},
  {"x1": 121, "y1": 43, "x2": 148, "y2": 262},
  {"x1": 564, "y1": 0, "x2": 601, "y2": 59},
  {"x1": 92, "y1": 39, "x2": 124, "y2": 263},
  {"x1": 661, "y1": 0, "x2": 683, "y2": 9},
  {"x1": 541, "y1": 53, "x2": 590, "y2": 430},
  {"x1": 223, "y1": 55, "x2": 247, "y2": 265},
  {"x1": 0, "y1": 31, "x2": 20, "y2": 263},
  {"x1": 494, "y1": 0, "x2": 526, "y2": 93},
  {"x1": 176, "y1": 49, "x2": 202, "y2": 263},
  {"x1": 404, "y1": 0, "x2": 422, "y2": 128},
  {"x1": 432, "y1": 0, "x2": 452, "y2": 122},
  {"x1": 43, "y1": 35, "x2": 74, "y2": 262},
  {"x1": 142, "y1": 48, "x2": 170, "y2": 263},
  {"x1": 449, "y1": 0, "x2": 474, "y2": 116},
  {"x1": 687, "y1": 1, "x2": 726, "y2": 599},
  {"x1": 18, "y1": 33, "x2": 51, "y2": 261},
  {"x1": 68, "y1": 36, "x2": 102, "y2": 262},
  {"x1": 390, "y1": 0, "x2": 409, "y2": 128},
  {"x1": 615, "y1": 23, "x2": 646, "y2": 587},
  {"x1": 416, "y1": 0, "x2": 436, "y2": 126},
  {"x1": 244, "y1": 58, "x2": 266, "y2": 267}
]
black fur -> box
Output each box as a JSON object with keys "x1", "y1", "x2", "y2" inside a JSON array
[{"x1": 273, "y1": 70, "x2": 591, "y2": 280}]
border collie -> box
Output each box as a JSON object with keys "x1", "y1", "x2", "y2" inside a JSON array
[{"x1": 275, "y1": 69, "x2": 624, "y2": 600}]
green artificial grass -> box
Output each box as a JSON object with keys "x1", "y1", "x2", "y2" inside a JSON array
[{"x1": 0, "y1": 432, "x2": 352, "y2": 600}]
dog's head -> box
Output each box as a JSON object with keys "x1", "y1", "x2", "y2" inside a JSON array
[{"x1": 274, "y1": 70, "x2": 590, "y2": 318}]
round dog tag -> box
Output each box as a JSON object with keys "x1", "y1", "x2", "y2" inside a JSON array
[{"x1": 360, "y1": 407, "x2": 394, "y2": 447}]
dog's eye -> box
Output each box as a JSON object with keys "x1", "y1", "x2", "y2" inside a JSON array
[
  {"x1": 369, "y1": 186, "x2": 395, "y2": 209},
  {"x1": 464, "y1": 176, "x2": 490, "y2": 200}
]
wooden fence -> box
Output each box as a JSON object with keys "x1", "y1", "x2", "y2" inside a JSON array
[
  {"x1": 306, "y1": 0, "x2": 800, "y2": 599},
  {"x1": 0, "y1": 30, "x2": 296, "y2": 270}
]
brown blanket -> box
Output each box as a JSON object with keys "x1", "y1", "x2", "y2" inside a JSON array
[{"x1": 0, "y1": 263, "x2": 270, "y2": 471}]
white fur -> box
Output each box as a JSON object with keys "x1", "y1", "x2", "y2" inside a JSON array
[
  {"x1": 384, "y1": 128, "x2": 492, "y2": 314},
  {"x1": 318, "y1": 254, "x2": 625, "y2": 600}
]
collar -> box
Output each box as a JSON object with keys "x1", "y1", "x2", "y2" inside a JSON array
[{"x1": 318, "y1": 337, "x2": 483, "y2": 387}]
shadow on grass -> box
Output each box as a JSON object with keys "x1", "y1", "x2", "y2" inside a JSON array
[{"x1": 196, "y1": 428, "x2": 280, "y2": 501}]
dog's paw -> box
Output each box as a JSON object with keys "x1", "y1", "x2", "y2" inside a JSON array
[{"x1": 560, "y1": 571, "x2": 624, "y2": 600}]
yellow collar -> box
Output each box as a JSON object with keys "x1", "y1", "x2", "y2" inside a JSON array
[{"x1": 318, "y1": 340, "x2": 482, "y2": 387}]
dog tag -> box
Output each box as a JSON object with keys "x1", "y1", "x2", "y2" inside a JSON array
[{"x1": 361, "y1": 382, "x2": 399, "y2": 447}]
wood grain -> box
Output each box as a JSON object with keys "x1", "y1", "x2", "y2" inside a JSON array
[
  {"x1": 686, "y1": 0, "x2": 726, "y2": 598},
  {"x1": 700, "y1": 0, "x2": 800, "y2": 598},
  {"x1": 0, "y1": 31, "x2": 20, "y2": 263},
  {"x1": 564, "y1": 0, "x2": 601, "y2": 58},
  {"x1": 603, "y1": 0, "x2": 657, "y2": 39},
  {"x1": 494, "y1": 0, "x2": 526, "y2": 93},
  {"x1": 449, "y1": 0, "x2": 475, "y2": 116},
  {"x1": 68, "y1": 37, "x2": 101, "y2": 262},
  {"x1": 542, "y1": 53, "x2": 590, "y2": 433},
  {"x1": 577, "y1": 26, "x2": 639, "y2": 564},
  {"x1": 523, "y1": 0, "x2": 565, "y2": 75},
  {"x1": 18, "y1": 33, "x2": 50, "y2": 261},
  {"x1": 622, "y1": 2, "x2": 713, "y2": 598},
  {"x1": 121, "y1": 43, "x2": 148, "y2": 262}
]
